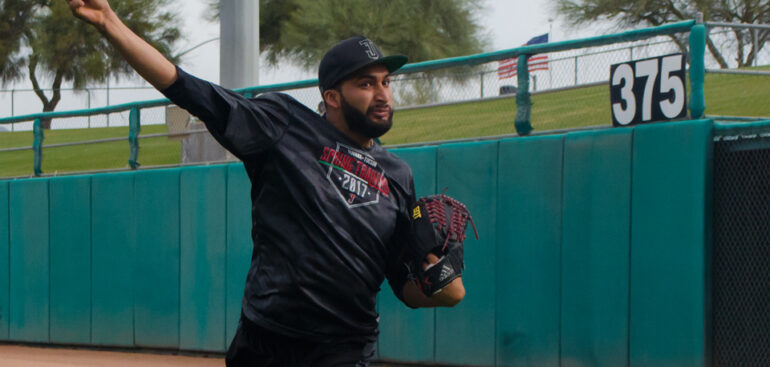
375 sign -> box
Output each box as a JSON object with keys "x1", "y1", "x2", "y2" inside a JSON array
[{"x1": 610, "y1": 53, "x2": 687, "y2": 126}]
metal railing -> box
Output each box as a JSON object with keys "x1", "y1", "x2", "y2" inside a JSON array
[
  {"x1": 0, "y1": 85, "x2": 160, "y2": 132},
  {"x1": 0, "y1": 32, "x2": 693, "y2": 128},
  {"x1": 0, "y1": 20, "x2": 707, "y2": 177}
]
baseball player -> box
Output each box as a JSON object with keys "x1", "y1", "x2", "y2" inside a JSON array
[{"x1": 67, "y1": 0, "x2": 467, "y2": 365}]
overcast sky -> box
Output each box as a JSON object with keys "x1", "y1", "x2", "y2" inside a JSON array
[{"x1": 174, "y1": 0, "x2": 604, "y2": 86}]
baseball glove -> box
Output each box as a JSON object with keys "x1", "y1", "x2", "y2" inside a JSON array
[{"x1": 408, "y1": 191, "x2": 478, "y2": 296}]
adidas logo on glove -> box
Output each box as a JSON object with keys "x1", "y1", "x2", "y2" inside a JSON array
[{"x1": 439, "y1": 264, "x2": 454, "y2": 282}]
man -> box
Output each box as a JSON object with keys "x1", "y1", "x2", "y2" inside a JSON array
[{"x1": 67, "y1": 1, "x2": 465, "y2": 365}]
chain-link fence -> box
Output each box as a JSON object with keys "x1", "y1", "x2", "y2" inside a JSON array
[
  {"x1": 0, "y1": 86, "x2": 166, "y2": 132},
  {"x1": 389, "y1": 36, "x2": 687, "y2": 139},
  {"x1": 0, "y1": 29, "x2": 695, "y2": 132},
  {"x1": 704, "y1": 23, "x2": 770, "y2": 120},
  {"x1": 2, "y1": 23, "x2": 767, "y2": 132},
  {"x1": 5, "y1": 20, "x2": 766, "y2": 177},
  {"x1": 237, "y1": 26, "x2": 767, "y2": 144}
]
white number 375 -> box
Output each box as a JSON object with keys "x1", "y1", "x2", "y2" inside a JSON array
[{"x1": 610, "y1": 54, "x2": 687, "y2": 126}]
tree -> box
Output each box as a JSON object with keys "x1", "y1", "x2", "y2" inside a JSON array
[
  {"x1": 0, "y1": 0, "x2": 182, "y2": 128},
  {"x1": 207, "y1": 0, "x2": 487, "y2": 106},
  {"x1": 555, "y1": 0, "x2": 769, "y2": 69},
  {"x1": 208, "y1": 0, "x2": 488, "y2": 67},
  {"x1": 0, "y1": 0, "x2": 41, "y2": 82}
]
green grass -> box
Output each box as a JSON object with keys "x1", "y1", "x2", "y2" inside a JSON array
[
  {"x1": 1, "y1": 66, "x2": 768, "y2": 178},
  {"x1": 0, "y1": 124, "x2": 180, "y2": 178},
  {"x1": 382, "y1": 85, "x2": 611, "y2": 145},
  {"x1": 702, "y1": 65, "x2": 770, "y2": 117}
]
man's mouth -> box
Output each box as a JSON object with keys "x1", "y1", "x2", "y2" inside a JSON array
[{"x1": 369, "y1": 106, "x2": 391, "y2": 120}]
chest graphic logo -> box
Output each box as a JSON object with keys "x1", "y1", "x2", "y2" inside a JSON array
[{"x1": 318, "y1": 143, "x2": 389, "y2": 208}]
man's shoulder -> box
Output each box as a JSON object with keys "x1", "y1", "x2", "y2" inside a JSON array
[
  {"x1": 255, "y1": 91, "x2": 293, "y2": 102},
  {"x1": 255, "y1": 92, "x2": 314, "y2": 114}
]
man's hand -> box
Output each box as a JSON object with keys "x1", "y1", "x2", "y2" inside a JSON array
[
  {"x1": 67, "y1": 0, "x2": 113, "y2": 29},
  {"x1": 402, "y1": 277, "x2": 465, "y2": 308},
  {"x1": 400, "y1": 253, "x2": 465, "y2": 309},
  {"x1": 422, "y1": 253, "x2": 465, "y2": 304},
  {"x1": 64, "y1": 0, "x2": 177, "y2": 89}
]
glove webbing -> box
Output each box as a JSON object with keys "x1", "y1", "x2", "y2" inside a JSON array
[{"x1": 421, "y1": 194, "x2": 479, "y2": 252}]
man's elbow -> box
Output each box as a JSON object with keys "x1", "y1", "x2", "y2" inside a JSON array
[
  {"x1": 449, "y1": 285, "x2": 465, "y2": 305},
  {"x1": 437, "y1": 277, "x2": 465, "y2": 307}
]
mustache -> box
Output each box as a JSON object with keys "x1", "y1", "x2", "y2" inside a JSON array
[{"x1": 367, "y1": 104, "x2": 392, "y2": 112}]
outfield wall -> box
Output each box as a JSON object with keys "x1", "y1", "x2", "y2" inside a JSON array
[{"x1": 0, "y1": 119, "x2": 712, "y2": 366}]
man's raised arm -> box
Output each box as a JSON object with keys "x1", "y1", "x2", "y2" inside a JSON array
[
  {"x1": 66, "y1": 0, "x2": 177, "y2": 89},
  {"x1": 66, "y1": 0, "x2": 292, "y2": 162}
]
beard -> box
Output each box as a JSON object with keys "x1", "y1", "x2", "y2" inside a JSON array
[{"x1": 340, "y1": 95, "x2": 393, "y2": 139}]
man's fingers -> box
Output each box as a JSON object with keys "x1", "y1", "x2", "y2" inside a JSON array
[
  {"x1": 67, "y1": 0, "x2": 84, "y2": 10},
  {"x1": 422, "y1": 253, "x2": 440, "y2": 270},
  {"x1": 67, "y1": 0, "x2": 85, "y2": 18},
  {"x1": 66, "y1": 0, "x2": 104, "y2": 25}
]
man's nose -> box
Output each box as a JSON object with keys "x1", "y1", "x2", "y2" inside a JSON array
[{"x1": 373, "y1": 83, "x2": 388, "y2": 103}]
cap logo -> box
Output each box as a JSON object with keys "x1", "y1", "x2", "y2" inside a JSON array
[{"x1": 359, "y1": 39, "x2": 379, "y2": 60}]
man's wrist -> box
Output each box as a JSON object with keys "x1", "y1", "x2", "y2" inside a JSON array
[{"x1": 97, "y1": 9, "x2": 119, "y2": 34}]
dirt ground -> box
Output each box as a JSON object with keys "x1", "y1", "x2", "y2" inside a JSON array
[
  {"x1": 0, "y1": 344, "x2": 418, "y2": 366},
  {"x1": 0, "y1": 345, "x2": 413, "y2": 366},
  {"x1": 0, "y1": 345, "x2": 224, "y2": 367}
]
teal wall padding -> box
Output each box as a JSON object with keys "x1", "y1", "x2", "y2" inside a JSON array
[
  {"x1": 496, "y1": 135, "x2": 564, "y2": 367},
  {"x1": 33, "y1": 119, "x2": 43, "y2": 176},
  {"x1": 225, "y1": 164, "x2": 252, "y2": 345},
  {"x1": 134, "y1": 169, "x2": 180, "y2": 348},
  {"x1": 9, "y1": 179, "x2": 50, "y2": 342},
  {"x1": 1, "y1": 118, "x2": 717, "y2": 365},
  {"x1": 128, "y1": 107, "x2": 141, "y2": 169},
  {"x1": 688, "y1": 24, "x2": 706, "y2": 119},
  {"x1": 49, "y1": 176, "x2": 92, "y2": 345},
  {"x1": 561, "y1": 129, "x2": 632, "y2": 367},
  {"x1": 91, "y1": 172, "x2": 136, "y2": 346},
  {"x1": 179, "y1": 166, "x2": 227, "y2": 352},
  {"x1": 515, "y1": 55, "x2": 533, "y2": 135},
  {"x1": 435, "y1": 141, "x2": 498, "y2": 366},
  {"x1": 629, "y1": 120, "x2": 711, "y2": 367},
  {"x1": 379, "y1": 146, "x2": 438, "y2": 363},
  {"x1": 0, "y1": 181, "x2": 9, "y2": 340}
]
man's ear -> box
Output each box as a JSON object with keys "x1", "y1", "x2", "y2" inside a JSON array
[{"x1": 323, "y1": 89, "x2": 341, "y2": 110}]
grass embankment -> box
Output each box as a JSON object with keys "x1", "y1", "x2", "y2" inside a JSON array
[
  {"x1": 0, "y1": 124, "x2": 180, "y2": 177},
  {"x1": 1, "y1": 67, "x2": 768, "y2": 178}
]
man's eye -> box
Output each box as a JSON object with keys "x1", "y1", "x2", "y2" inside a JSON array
[
  {"x1": 360, "y1": 81, "x2": 372, "y2": 87},
  {"x1": 383, "y1": 80, "x2": 390, "y2": 87}
]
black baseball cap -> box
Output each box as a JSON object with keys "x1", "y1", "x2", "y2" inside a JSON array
[{"x1": 318, "y1": 36, "x2": 408, "y2": 93}]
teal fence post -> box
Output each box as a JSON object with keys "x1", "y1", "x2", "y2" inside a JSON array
[
  {"x1": 515, "y1": 54, "x2": 533, "y2": 135},
  {"x1": 33, "y1": 118, "x2": 44, "y2": 176},
  {"x1": 689, "y1": 23, "x2": 706, "y2": 119},
  {"x1": 128, "y1": 107, "x2": 141, "y2": 169}
]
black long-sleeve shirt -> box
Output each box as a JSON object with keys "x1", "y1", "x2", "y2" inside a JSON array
[{"x1": 162, "y1": 67, "x2": 415, "y2": 341}]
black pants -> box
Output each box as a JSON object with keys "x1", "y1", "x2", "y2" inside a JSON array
[{"x1": 225, "y1": 314, "x2": 375, "y2": 367}]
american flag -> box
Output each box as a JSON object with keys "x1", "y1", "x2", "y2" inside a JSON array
[{"x1": 498, "y1": 33, "x2": 549, "y2": 79}]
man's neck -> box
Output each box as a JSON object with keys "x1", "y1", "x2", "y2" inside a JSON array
[{"x1": 325, "y1": 115, "x2": 374, "y2": 149}]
